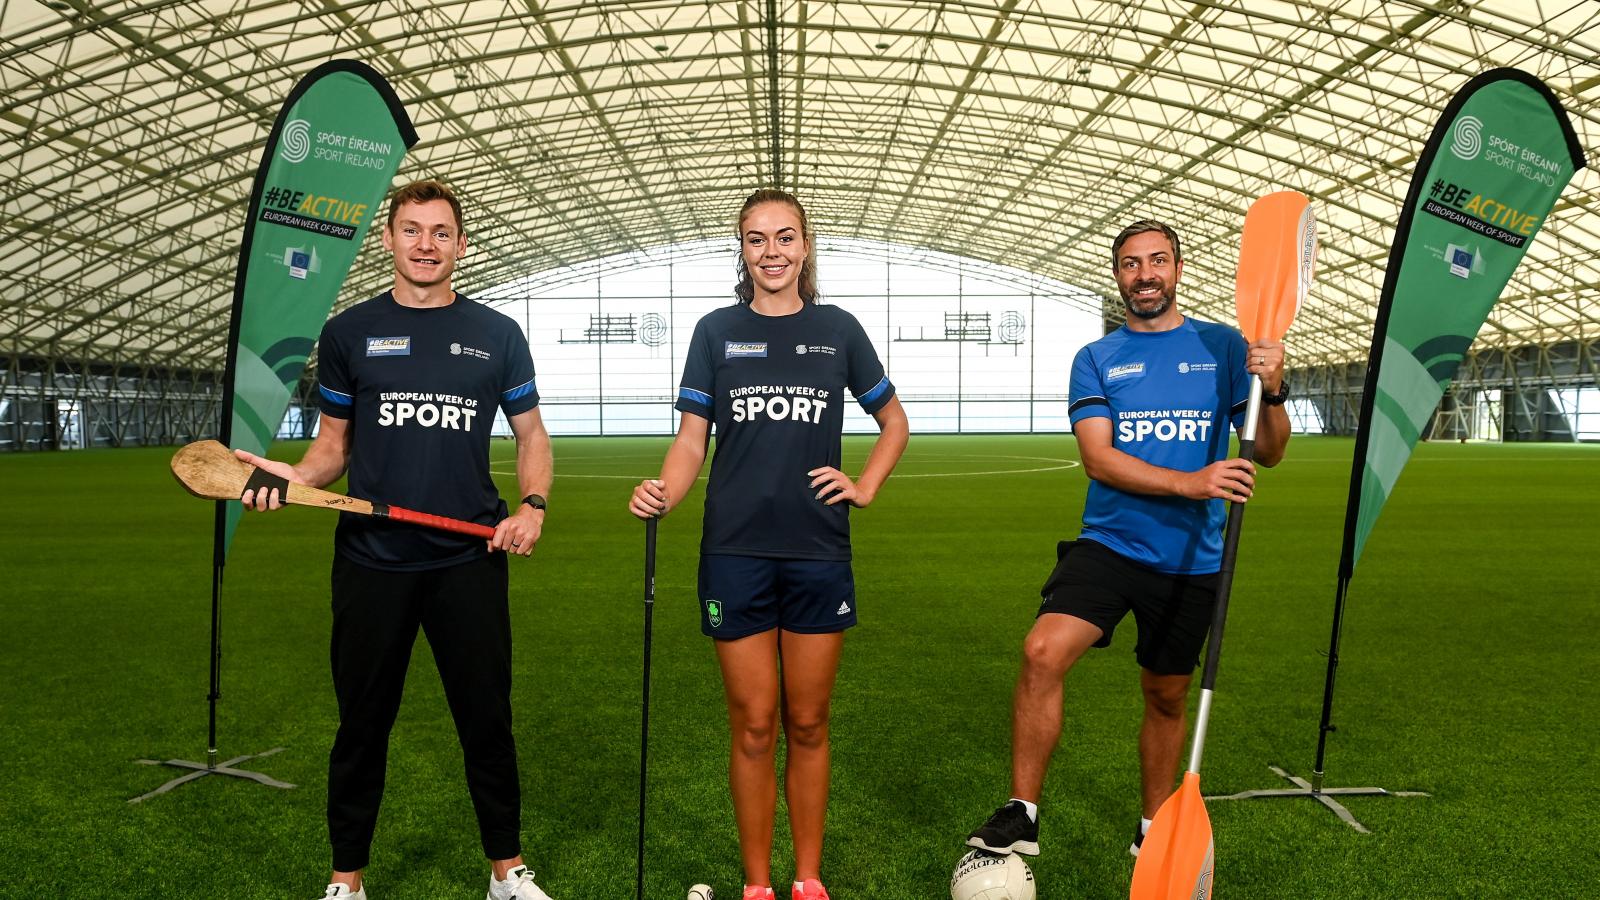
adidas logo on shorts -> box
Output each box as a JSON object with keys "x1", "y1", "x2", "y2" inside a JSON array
[{"x1": 837, "y1": 601, "x2": 851, "y2": 615}]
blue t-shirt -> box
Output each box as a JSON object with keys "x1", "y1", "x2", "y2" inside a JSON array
[
  {"x1": 315, "y1": 291, "x2": 539, "y2": 571},
  {"x1": 675, "y1": 302, "x2": 895, "y2": 561},
  {"x1": 1067, "y1": 317, "x2": 1249, "y2": 575}
]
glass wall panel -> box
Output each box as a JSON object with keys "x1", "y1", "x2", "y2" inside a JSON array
[{"x1": 478, "y1": 238, "x2": 1105, "y2": 435}]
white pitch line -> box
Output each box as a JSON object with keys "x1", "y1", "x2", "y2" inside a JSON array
[
  {"x1": 897, "y1": 461, "x2": 1080, "y2": 477},
  {"x1": 1287, "y1": 456, "x2": 1598, "y2": 463},
  {"x1": 491, "y1": 457, "x2": 1082, "y2": 480}
]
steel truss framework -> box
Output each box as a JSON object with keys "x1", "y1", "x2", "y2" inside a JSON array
[
  {"x1": 1295, "y1": 336, "x2": 1600, "y2": 440},
  {"x1": 1, "y1": 1, "x2": 1597, "y2": 446}
]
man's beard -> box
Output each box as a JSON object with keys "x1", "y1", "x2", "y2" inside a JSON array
[{"x1": 1121, "y1": 281, "x2": 1175, "y2": 320}]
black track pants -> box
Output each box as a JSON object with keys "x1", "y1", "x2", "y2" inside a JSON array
[{"x1": 327, "y1": 552, "x2": 520, "y2": 872}]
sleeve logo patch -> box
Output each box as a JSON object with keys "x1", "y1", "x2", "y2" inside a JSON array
[
  {"x1": 725, "y1": 341, "x2": 768, "y2": 358},
  {"x1": 1106, "y1": 362, "x2": 1144, "y2": 380},
  {"x1": 366, "y1": 336, "x2": 411, "y2": 356}
]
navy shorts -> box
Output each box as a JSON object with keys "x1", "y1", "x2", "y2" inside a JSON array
[
  {"x1": 1037, "y1": 539, "x2": 1220, "y2": 675},
  {"x1": 697, "y1": 555, "x2": 857, "y2": 640}
]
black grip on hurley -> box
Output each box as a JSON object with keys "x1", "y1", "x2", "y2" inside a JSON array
[{"x1": 242, "y1": 466, "x2": 290, "y2": 501}]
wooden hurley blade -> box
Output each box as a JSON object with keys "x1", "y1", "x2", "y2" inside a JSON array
[
  {"x1": 1235, "y1": 190, "x2": 1317, "y2": 344},
  {"x1": 170, "y1": 439, "x2": 252, "y2": 500}
]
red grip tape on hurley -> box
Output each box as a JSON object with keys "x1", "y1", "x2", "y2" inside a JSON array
[{"x1": 386, "y1": 505, "x2": 497, "y2": 539}]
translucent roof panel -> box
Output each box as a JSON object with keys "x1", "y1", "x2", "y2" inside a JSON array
[{"x1": 2, "y1": 0, "x2": 1596, "y2": 371}]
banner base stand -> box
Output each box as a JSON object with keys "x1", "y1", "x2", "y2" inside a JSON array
[
  {"x1": 1206, "y1": 765, "x2": 1428, "y2": 833},
  {"x1": 129, "y1": 747, "x2": 294, "y2": 803}
]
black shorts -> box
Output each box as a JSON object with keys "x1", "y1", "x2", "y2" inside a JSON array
[
  {"x1": 697, "y1": 554, "x2": 857, "y2": 640},
  {"x1": 1037, "y1": 539, "x2": 1219, "y2": 676}
]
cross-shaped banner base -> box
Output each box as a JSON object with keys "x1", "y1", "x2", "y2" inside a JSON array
[
  {"x1": 130, "y1": 747, "x2": 295, "y2": 803},
  {"x1": 1206, "y1": 765, "x2": 1428, "y2": 833}
]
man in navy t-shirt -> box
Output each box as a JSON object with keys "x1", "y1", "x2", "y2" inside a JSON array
[
  {"x1": 968, "y1": 220, "x2": 1292, "y2": 861},
  {"x1": 236, "y1": 181, "x2": 557, "y2": 900}
]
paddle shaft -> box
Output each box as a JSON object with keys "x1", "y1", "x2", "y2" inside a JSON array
[{"x1": 1187, "y1": 374, "x2": 1263, "y2": 775}]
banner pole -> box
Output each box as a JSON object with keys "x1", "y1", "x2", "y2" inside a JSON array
[{"x1": 1310, "y1": 575, "x2": 1352, "y2": 791}]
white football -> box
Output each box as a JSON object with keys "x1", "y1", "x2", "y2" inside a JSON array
[
  {"x1": 687, "y1": 884, "x2": 714, "y2": 900},
  {"x1": 950, "y1": 849, "x2": 1036, "y2": 900}
]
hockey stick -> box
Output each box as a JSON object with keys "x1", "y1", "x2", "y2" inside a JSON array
[{"x1": 636, "y1": 515, "x2": 658, "y2": 900}]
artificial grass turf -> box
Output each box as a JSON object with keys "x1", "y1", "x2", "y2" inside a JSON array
[{"x1": 0, "y1": 434, "x2": 1595, "y2": 898}]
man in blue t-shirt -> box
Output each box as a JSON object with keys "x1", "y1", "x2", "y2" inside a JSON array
[
  {"x1": 967, "y1": 220, "x2": 1292, "y2": 860},
  {"x1": 235, "y1": 181, "x2": 557, "y2": 900}
]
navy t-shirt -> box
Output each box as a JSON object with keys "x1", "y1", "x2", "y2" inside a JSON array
[
  {"x1": 675, "y1": 302, "x2": 895, "y2": 561},
  {"x1": 1067, "y1": 317, "x2": 1249, "y2": 575},
  {"x1": 315, "y1": 292, "x2": 539, "y2": 571}
]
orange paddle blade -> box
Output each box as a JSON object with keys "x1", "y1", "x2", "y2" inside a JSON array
[
  {"x1": 1130, "y1": 772, "x2": 1214, "y2": 900},
  {"x1": 1235, "y1": 191, "x2": 1317, "y2": 344}
]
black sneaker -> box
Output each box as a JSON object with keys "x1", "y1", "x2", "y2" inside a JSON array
[
  {"x1": 1129, "y1": 822, "x2": 1146, "y2": 857},
  {"x1": 966, "y1": 800, "x2": 1040, "y2": 856}
]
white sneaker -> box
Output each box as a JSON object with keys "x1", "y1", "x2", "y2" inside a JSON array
[
  {"x1": 488, "y1": 865, "x2": 554, "y2": 900},
  {"x1": 319, "y1": 885, "x2": 366, "y2": 900}
]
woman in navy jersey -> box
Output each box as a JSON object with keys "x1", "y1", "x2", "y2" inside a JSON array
[{"x1": 629, "y1": 189, "x2": 908, "y2": 900}]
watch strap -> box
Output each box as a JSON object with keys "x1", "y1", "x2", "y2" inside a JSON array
[{"x1": 1262, "y1": 381, "x2": 1291, "y2": 406}]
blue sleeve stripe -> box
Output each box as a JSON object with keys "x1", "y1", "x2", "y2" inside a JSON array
[
  {"x1": 1069, "y1": 396, "x2": 1108, "y2": 414},
  {"x1": 858, "y1": 376, "x2": 891, "y2": 406},
  {"x1": 319, "y1": 384, "x2": 353, "y2": 407},
  {"x1": 679, "y1": 386, "x2": 712, "y2": 406},
  {"x1": 502, "y1": 379, "x2": 536, "y2": 402}
]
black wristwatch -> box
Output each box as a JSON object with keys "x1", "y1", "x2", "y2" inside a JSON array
[
  {"x1": 1262, "y1": 380, "x2": 1290, "y2": 406},
  {"x1": 521, "y1": 493, "x2": 547, "y2": 511}
]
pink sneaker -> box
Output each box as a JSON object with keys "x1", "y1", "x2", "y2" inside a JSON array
[
  {"x1": 743, "y1": 887, "x2": 776, "y2": 900},
  {"x1": 792, "y1": 880, "x2": 830, "y2": 900}
]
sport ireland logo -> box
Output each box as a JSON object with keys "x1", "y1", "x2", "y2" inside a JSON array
[
  {"x1": 1449, "y1": 115, "x2": 1483, "y2": 161},
  {"x1": 281, "y1": 119, "x2": 312, "y2": 164}
]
